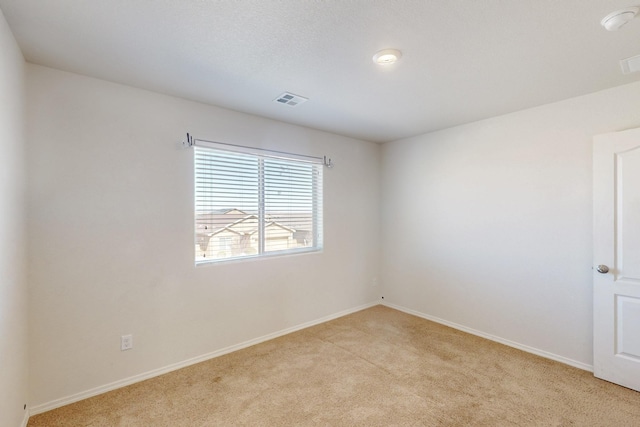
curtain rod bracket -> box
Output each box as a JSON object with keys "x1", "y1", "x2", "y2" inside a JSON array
[
  {"x1": 323, "y1": 156, "x2": 334, "y2": 169},
  {"x1": 182, "y1": 132, "x2": 194, "y2": 148}
]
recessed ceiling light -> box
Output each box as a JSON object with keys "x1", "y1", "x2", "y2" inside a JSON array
[
  {"x1": 601, "y1": 7, "x2": 639, "y2": 31},
  {"x1": 373, "y1": 49, "x2": 402, "y2": 65}
]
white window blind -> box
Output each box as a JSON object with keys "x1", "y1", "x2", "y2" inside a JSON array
[{"x1": 194, "y1": 144, "x2": 323, "y2": 264}]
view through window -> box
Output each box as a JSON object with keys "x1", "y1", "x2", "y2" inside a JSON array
[{"x1": 194, "y1": 145, "x2": 323, "y2": 264}]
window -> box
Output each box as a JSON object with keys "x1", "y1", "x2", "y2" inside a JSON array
[{"x1": 194, "y1": 143, "x2": 323, "y2": 264}]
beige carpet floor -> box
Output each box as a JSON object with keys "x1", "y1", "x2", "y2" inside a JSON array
[{"x1": 28, "y1": 305, "x2": 640, "y2": 426}]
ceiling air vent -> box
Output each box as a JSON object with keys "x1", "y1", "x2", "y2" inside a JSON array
[
  {"x1": 273, "y1": 92, "x2": 308, "y2": 107},
  {"x1": 620, "y1": 54, "x2": 640, "y2": 74}
]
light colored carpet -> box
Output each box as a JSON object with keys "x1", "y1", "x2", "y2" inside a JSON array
[{"x1": 28, "y1": 305, "x2": 640, "y2": 426}]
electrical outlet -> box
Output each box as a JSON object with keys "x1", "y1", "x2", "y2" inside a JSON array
[{"x1": 121, "y1": 334, "x2": 133, "y2": 351}]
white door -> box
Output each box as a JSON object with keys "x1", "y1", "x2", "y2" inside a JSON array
[{"x1": 593, "y1": 127, "x2": 640, "y2": 391}]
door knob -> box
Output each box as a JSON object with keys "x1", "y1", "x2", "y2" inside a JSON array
[{"x1": 596, "y1": 265, "x2": 609, "y2": 274}]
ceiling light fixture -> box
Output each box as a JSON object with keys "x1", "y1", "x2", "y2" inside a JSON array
[
  {"x1": 373, "y1": 49, "x2": 402, "y2": 65},
  {"x1": 601, "y1": 7, "x2": 639, "y2": 31}
]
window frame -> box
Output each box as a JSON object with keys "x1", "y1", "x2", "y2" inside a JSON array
[{"x1": 193, "y1": 142, "x2": 323, "y2": 265}]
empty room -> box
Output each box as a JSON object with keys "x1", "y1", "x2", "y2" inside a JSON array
[{"x1": 2, "y1": 1, "x2": 640, "y2": 426}]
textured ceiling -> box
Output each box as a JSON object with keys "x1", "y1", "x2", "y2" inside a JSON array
[{"x1": 1, "y1": 0, "x2": 640, "y2": 143}]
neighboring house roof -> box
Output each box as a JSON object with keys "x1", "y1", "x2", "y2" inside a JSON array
[
  {"x1": 196, "y1": 209, "x2": 250, "y2": 234},
  {"x1": 262, "y1": 221, "x2": 297, "y2": 235},
  {"x1": 202, "y1": 214, "x2": 297, "y2": 238},
  {"x1": 219, "y1": 208, "x2": 246, "y2": 216},
  {"x1": 203, "y1": 208, "x2": 247, "y2": 215}
]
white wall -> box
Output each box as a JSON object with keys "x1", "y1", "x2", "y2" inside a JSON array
[
  {"x1": 0, "y1": 8, "x2": 28, "y2": 427},
  {"x1": 381, "y1": 81, "x2": 640, "y2": 367},
  {"x1": 26, "y1": 64, "x2": 380, "y2": 409}
]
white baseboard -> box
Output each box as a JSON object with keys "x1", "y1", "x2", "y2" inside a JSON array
[
  {"x1": 30, "y1": 301, "x2": 378, "y2": 416},
  {"x1": 382, "y1": 301, "x2": 593, "y2": 372},
  {"x1": 21, "y1": 410, "x2": 29, "y2": 427}
]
